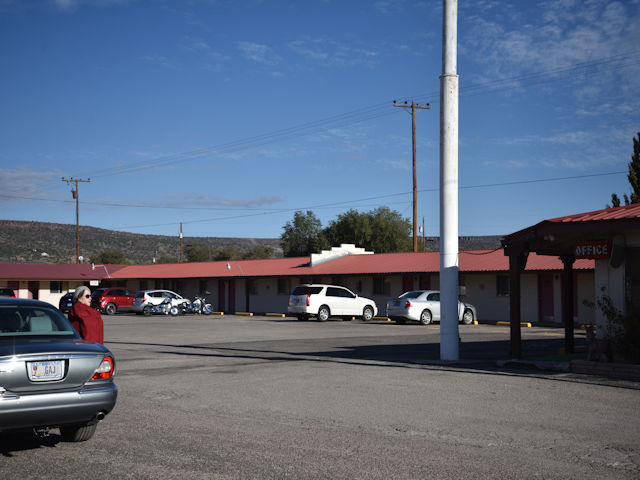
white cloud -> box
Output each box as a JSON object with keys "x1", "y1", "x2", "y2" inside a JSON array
[
  {"x1": 237, "y1": 41, "x2": 281, "y2": 66},
  {"x1": 0, "y1": 169, "x2": 64, "y2": 203},
  {"x1": 462, "y1": 0, "x2": 640, "y2": 98},
  {"x1": 288, "y1": 37, "x2": 379, "y2": 67}
]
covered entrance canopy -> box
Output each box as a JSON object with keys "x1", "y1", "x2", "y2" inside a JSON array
[{"x1": 503, "y1": 204, "x2": 640, "y2": 358}]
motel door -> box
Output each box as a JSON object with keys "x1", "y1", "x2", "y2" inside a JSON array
[
  {"x1": 218, "y1": 281, "x2": 226, "y2": 312},
  {"x1": 228, "y1": 279, "x2": 236, "y2": 313},
  {"x1": 402, "y1": 275, "x2": 413, "y2": 293},
  {"x1": 538, "y1": 274, "x2": 554, "y2": 323}
]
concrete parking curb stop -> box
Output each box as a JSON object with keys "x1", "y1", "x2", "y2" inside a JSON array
[
  {"x1": 235, "y1": 312, "x2": 253, "y2": 316},
  {"x1": 496, "y1": 321, "x2": 532, "y2": 327}
]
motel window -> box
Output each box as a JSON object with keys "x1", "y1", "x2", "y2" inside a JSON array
[
  {"x1": 373, "y1": 277, "x2": 391, "y2": 296},
  {"x1": 49, "y1": 281, "x2": 62, "y2": 293},
  {"x1": 277, "y1": 279, "x2": 290, "y2": 295},
  {"x1": 496, "y1": 275, "x2": 510, "y2": 296}
]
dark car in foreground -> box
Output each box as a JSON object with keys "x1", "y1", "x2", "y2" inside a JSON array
[
  {"x1": 0, "y1": 287, "x2": 16, "y2": 297},
  {"x1": 91, "y1": 287, "x2": 136, "y2": 315},
  {"x1": 0, "y1": 298, "x2": 117, "y2": 441},
  {"x1": 58, "y1": 292, "x2": 74, "y2": 313}
]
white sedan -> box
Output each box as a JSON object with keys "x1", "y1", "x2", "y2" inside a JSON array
[{"x1": 386, "y1": 290, "x2": 477, "y2": 325}]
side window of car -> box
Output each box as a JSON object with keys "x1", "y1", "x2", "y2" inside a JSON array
[
  {"x1": 427, "y1": 293, "x2": 440, "y2": 301},
  {"x1": 339, "y1": 288, "x2": 355, "y2": 299},
  {"x1": 326, "y1": 287, "x2": 340, "y2": 297},
  {"x1": 125, "y1": 290, "x2": 135, "y2": 297},
  {"x1": 112, "y1": 289, "x2": 124, "y2": 297}
]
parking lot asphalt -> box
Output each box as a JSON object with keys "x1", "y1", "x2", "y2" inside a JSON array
[{"x1": 2, "y1": 314, "x2": 639, "y2": 479}]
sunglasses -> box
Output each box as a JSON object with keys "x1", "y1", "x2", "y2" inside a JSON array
[{"x1": 84, "y1": 294, "x2": 91, "y2": 298}]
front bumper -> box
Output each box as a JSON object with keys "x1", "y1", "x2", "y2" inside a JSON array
[{"x1": 0, "y1": 381, "x2": 118, "y2": 432}]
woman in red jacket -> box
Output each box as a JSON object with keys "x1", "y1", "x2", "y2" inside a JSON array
[{"x1": 68, "y1": 286, "x2": 104, "y2": 344}]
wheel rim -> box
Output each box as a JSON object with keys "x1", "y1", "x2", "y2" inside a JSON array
[
  {"x1": 318, "y1": 308, "x2": 329, "y2": 321},
  {"x1": 106, "y1": 304, "x2": 116, "y2": 315},
  {"x1": 363, "y1": 307, "x2": 373, "y2": 321},
  {"x1": 463, "y1": 310, "x2": 474, "y2": 324},
  {"x1": 421, "y1": 311, "x2": 431, "y2": 325}
]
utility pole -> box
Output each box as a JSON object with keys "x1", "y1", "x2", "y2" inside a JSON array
[
  {"x1": 61, "y1": 177, "x2": 90, "y2": 264},
  {"x1": 393, "y1": 100, "x2": 430, "y2": 252},
  {"x1": 179, "y1": 223, "x2": 184, "y2": 262},
  {"x1": 440, "y1": 0, "x2": 460, "y2": 361}
]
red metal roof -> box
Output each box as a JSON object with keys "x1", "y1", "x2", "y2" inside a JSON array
[
  {"x1": 0, "y1": 262, "x2": 128, "y2": 280},
  {"x1": 546, "y1": 203, "x2": 640, "y2": 223},
  {"x1": 0, "y1": 250, "x2": 593, "y2": 281},
  {"x1": 109, "y1": 249, "x2": 592, "y2": 279}
]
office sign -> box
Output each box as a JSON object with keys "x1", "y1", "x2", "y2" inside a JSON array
[{"x1": 574, "y1": 240, "x2": 611, "y2": 259}]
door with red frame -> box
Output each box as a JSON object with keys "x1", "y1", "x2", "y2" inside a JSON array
[{"x1": 537, "y1": 273, "x2": 554, "y2": 323}]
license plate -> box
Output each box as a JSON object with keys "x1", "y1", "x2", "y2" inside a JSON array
[{"x1": 28, "y1": 360, "x2": 64, "y2": 382}]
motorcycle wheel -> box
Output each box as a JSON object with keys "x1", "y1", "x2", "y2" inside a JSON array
[
  {"x1": 203, "y1": 304, "x2": 212, "y2": 315},
  {"x1": 169, "y1": 305, "x2": 180, "y2": 316}
]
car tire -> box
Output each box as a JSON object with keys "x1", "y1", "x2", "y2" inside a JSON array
[
  {"x1": 143, "y1": 305, "x2": 153, "y2": 316},
  {"x1": 104, "y1": 303, "x2": 117, "y2": 315},
  {"x1": 61, "y1": 422, "x2": 97, "y2": 442},
  {"x1": 362, "y1": 306, "x2": 374, "y2": 322},
  {"x1": 462, "y1": 309, "x2": 475, "y2": 325},
  {"x1": 419, "y1": 310, "x2": 432, "y2": 325},
  {"x1": 317, "y1": 306, "x2": 330, "y2": 322}
]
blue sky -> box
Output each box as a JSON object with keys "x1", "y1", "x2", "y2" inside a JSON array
[{"x1": 1, "y1": 0, "x2": 639, "y2": 244}]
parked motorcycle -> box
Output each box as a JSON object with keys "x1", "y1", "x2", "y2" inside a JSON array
[
  {"x1": 143, "y1": 297, "x2": 181, "y2": 316},
  {"x1": 182, "y1": 295, "x2": 213, "y2": 315}
]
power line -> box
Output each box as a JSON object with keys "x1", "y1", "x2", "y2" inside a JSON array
[
  {"x1": 64, "y1": 51, "x2": 640, "y2": 182},
  {"x1": 111, "y1": 171, "x2": 627, "y2": 230}
]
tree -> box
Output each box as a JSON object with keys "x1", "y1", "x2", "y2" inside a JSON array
[
  {"x1": 90, "y1": 250, "x2": 129, "y2": 264},
  {"x1": 242, "y1": 246, "x2": 275, "y2": 260},
  {"x1": 323, "y1": 206, "x2": 411, "y2": 253},
  {"x1": 281, "y1": 211, "x2": 328, "y2": 257},
  {"x1": 212, "y1": 246, "x2": 242, "y2": 261},
  {"x1": 156, "y1": 255, "x2": 178, "y2": 264},
  {"x1": 367, "y1": 206, "x2": 412, "y2": 253},
  {"x1": 324, "y1": 209, "x2": 373, "y2": 248},
  {"x1": 609, "y1": 132, "x2": 640, "y2": 207},
  {"x1": 184, "y1": 243, "x2": 211, "y2": 262}
]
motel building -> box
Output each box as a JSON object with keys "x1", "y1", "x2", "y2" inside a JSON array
[{"x1": 1, "y1": 204, "x2": 638, "y2": 338}]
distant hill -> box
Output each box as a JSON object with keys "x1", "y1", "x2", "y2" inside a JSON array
[
  {"x1": 0, "y1": 220, "x2": 504, "y2": 264},
  {"x1": 0, "y1": 220, "x2": 283, "y2": 264}
]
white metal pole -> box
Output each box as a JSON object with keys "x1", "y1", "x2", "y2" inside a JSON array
[{"x1": 440, "y1": 0, "x2": 460, "y2": 361}]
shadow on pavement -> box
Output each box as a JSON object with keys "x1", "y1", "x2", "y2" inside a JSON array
[{"x1": 0, "y1": 430, "x2": 62, "y2": 456}]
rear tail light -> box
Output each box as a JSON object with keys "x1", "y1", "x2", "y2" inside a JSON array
[
  {"x1": 404, "y1": 301, "x2": 412, "y2": 308},
  {"x1": 91, "y1": 355, "x2": 115, "y2": 380},
  {"x1": 306, "y1": 294, "x2": 311, "y2": 306}
]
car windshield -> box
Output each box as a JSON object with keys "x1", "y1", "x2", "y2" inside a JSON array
[
  {"x1": 399, "y1": 291, "x2": 424, "y2": 299},
  {"x1": 0, "y1": 305, "x2": 77, "y2": 337}
]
